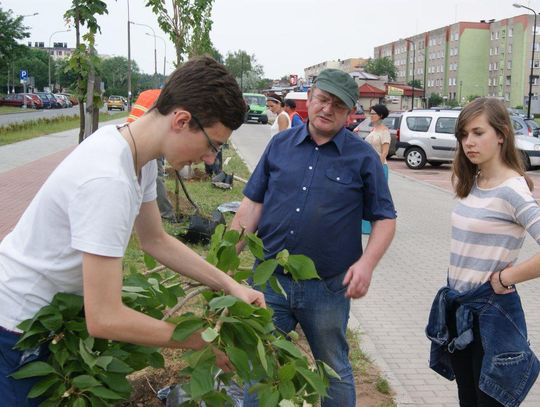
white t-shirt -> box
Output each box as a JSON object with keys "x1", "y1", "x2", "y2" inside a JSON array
[
  {"x1": 270, "y1": 111, "x2": 291, "y2": 137},
  {"x1": 0, "y1": 125, "x2": 157, "y2": 331}
]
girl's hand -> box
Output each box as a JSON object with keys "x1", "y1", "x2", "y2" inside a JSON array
[{"x1": 490, "y1": 270, "x2": 515, "y2": 294}]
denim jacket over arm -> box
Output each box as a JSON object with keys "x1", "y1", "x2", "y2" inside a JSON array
[{"x1": 426, "y1": 282, "x2": 539, "y2": 407}]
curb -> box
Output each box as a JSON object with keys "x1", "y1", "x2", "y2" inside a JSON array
[{"x1": 347, "y1": 311, "x2": 414, "y2": 406}]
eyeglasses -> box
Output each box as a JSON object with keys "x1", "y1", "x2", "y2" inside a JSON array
[
  {"x1": 311, "y1": 93, "x2": 349, "y2": 112},
  {"x1": 191, "y1": 115, "x2": 221, "y2": 154}
]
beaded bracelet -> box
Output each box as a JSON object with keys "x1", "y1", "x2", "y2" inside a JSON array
[{"x1": 498, "y1": 270, "x2": 514, "y2": 290}]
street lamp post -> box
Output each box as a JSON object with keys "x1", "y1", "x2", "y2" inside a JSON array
[
  {"x1": 127, "y1": 0, "x2": 132, "y2": 110},
  {"x1": 146, "y1": 32, "x2": 166, "y2": 84},
  {"x1": 404, "y1": 38, "x2": 416, "y2": 110},
  {"x1": 131, "y1": 21, "x2": 157, "y2": 80},
  {"x1": 514, "y1": 3, "x2": 537, "y2": 118},
  {"x1": 48, "y1": 29, "x2": 71, "y2": 91}
]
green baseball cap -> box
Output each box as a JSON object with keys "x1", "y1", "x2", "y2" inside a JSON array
[{"x1": 314, "y1": 69, "x2": 359, "y2": 109}]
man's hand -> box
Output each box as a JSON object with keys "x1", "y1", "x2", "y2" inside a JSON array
[
  {"x1": 229, "y1": 283, "x2": 266, "y2": 308},
  {"x1": 342, "y1": 261, "x2": 374, "y2": 299}
]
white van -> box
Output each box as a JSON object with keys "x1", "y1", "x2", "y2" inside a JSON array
[{"x1": 397, "y1": 109, "x2": 460, "y2": 169}]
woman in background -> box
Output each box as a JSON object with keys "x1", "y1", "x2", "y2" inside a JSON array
[
  {"x1": 362, "y1": 104, "x2": 390, "y2": 234},
  {"x1": 266, "y1": 93, "x2": 291, "y2": 136}
]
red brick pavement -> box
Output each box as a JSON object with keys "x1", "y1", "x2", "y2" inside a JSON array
[
  {"x1": 387, "y1": 159, "x2": 540, "y2": 200},
  {"x1": 0, "y1": 147, "x2": 73, "y2": 240}
]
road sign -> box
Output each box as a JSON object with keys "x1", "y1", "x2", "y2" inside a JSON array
[{"x1": 20, "y1": 70, "x2": 28, "y2": 81}]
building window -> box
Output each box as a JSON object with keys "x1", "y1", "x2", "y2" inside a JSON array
[
  {"x1": 509, "y1": 44, "x2": 512, "y2": 53},
  {"x1": 509, "y1": 28, "x2": 513, "y2": 37},
  {"x1": 534, "y1": 60, "x2": 540, "y2": 68},
  {"x1": 508, "y1": 61, "x2": 512, "y2": 69}
]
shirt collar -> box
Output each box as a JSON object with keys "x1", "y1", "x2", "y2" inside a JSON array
[{"x1": 292, "y1": 122, "x2": 348, "y2": 155}]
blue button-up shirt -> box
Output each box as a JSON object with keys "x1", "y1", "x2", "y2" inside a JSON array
[{"x1": 244, "y1": 124, "x2": 396, "y2": 279}]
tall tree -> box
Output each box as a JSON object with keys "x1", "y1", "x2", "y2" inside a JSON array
[
  {"x1": 364, "y1": 57, "x2": 397, "y2": 81},
  {"x1": 64, "y1": 0, "x2": 108, "y2": 142},
  {"x1": 15, "y1": 48, "x2": 49, "y2": 91},
  {"x1": 0, "y1": 6, "x2": 31, "y2": 92},
  {"x1": 146, "y1": 0, "x2": 215, "y2": 65}
]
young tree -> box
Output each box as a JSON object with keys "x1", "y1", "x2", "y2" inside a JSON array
[
  {"x1": 428, "y1": 93, "x2": 443, "y2": 107},
  {"x1": 64, "y1": 0, "x2": 108, "y2": 142},
  {"x1": 408, "y1": 79, "x2": 423, "y2": 89},
  {"x1": 364, "y1": 57, "x2": 397, "y2": 81},
  {"x1": 146, "y1": 0, "x2": 215, "y2": 65}
]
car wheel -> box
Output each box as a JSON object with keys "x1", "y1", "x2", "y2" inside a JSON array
[
  {"x1": 522, "y1": 152, "x2": 532, "y2": 171},
  {"x1": 261, "y1": 115, "x2": 268, "y2": 125},
  {"x1": 428, "y1": 161, "x2": 443, "y2": 167},
  {"x1": 405, "y1": 147, "x2": 427, "y2": 169}
]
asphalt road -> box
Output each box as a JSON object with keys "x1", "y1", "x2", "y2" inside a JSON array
[{"x1": 0, "y1": 105, "x2": 118, "y2": 126}]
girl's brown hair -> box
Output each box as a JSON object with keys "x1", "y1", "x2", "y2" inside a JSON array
[{"x1": 452, "y1": 97, "x2": 533, "y2": 198}]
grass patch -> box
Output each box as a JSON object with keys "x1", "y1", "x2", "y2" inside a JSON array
[
  {"x1": 0, "y1": 111, "x2": 128, "y2": 146},
  {"x1": 376, "y1": 377, "x2": 391, "y2": 395},
  {"x1": 347, "y1": 328, "x2": 372, "y2": 376},
  {"x1": 0, "y1": 106, "x2": 35, "y2": 114}
]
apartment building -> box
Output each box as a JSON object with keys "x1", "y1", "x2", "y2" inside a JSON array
[
  {"x1": 27, "y1": 42, "x2": 75, "y2": 60},
  {"x1": 374, "y1": 14, "x2": 537, "y2": 109}
]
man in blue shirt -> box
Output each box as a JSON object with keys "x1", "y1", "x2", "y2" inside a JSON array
[
  {"x1": 284, "y1": 99, "x2": 304, "y2": 127},
  {"x1": 232, "y1": 69, "x2": 396, "y2": 406}
]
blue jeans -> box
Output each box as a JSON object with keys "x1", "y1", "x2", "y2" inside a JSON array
[
  {"x1": 244, "y1": 272, "x2": 355, "y2": 406},
  {"x1": 0, "y1": 326, "x2": 48, "y2": 406}
]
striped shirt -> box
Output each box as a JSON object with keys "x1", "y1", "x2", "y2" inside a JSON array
[{"x1": 449, "y1": 176, "x2": 540, "y2": 292}]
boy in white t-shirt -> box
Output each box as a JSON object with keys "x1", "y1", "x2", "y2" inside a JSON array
[{"x1": 0, "y1": 56, "x2": 265, "y2": 405}]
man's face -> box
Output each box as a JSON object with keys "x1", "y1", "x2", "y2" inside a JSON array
[
  {"x1": 165, "y1": 113, "x2": 231, "y2": 169},
  {"x1": 306, "y1": 88, "x2": 352, "y2": 138}
]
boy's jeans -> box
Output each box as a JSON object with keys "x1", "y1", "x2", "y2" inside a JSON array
[
  {"x1": 244, "y1": 271, "x2": 356, "y2": 406},
  {"x1": 0, "y1": 326, "x2": 48, "y2": 406}
]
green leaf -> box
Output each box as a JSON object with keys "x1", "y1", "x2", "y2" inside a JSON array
[
  {"x1": 276, "y1": 249, "x2": 289, "y2": 267},
  {"x1": 278, "y1": 362, "x2": 296, "y2": 381},
  {"x1": 86, "y1": 386, "x2": 125, "y2": 400},
  {"x1": 78, "y1": 339, "x2": 97, "y2": 368},
  {"x1": 143, "y1": 253, "x2": 157, "y2": 269},
  {"x1": 27, "y1": 375, "x2": 60, "y2": 398},
  {"x1": 189, "y1": 365, "x2": 215, "y2": 399},
  {"x1": 72, "y1": 375, "x2": 101, "y2": 390},
  {"x1": 320, "y1": 361, "x2": 341, "y2": 380},
  {"x1": 268, "y1": 276, "x2": 287, "y2": 299},
  {"x1": 297, "y1": 367, "x2": 328, "y2": 397},
  {"x1": 225, "y1": 346, "x2": 250, "y2": 377},
  {"x1": 106, "y1": 357, "x2": 134, "y2": 374},
  {"x1": 52, "y1": 293, "x2": 84, "y2": 318},
  {"x1": 208, "y1": 295, "x2": 238, "y2": 311},
  {"x1": 253, "y1": 260, "x2": 278, "y2": 286},
  {"x1": 223, "y1": 229, "x2": 241, "y2": 244},
  {"x1": 272, "y1": 339, "x2": 304, "y2": 359},
  {"x1": 284, "y1": 255, "x2": 320, "y2": 281},
  {"x1": 94, "y1": 355, "x2": 113, "y2": 370},
  {"x1": 217, "y1": 245, "x2": 240, "y2": 272},
  {"x1": 259, "y1": 387, "x2": 280, "y2": 407},
  {"x1": 201, "y1": 327, "x2": 219, "y2": 343},
  {"x1": 256, "y1": 338, "x2": 268, "y2": 373},
  {"x1": 101, "y1": 373, "x2": 132, "y2": 395},
  {"x1": 72, "y1": 398, "x2": 87, "y2": 407},
  {"x1": 10, "y1": 361, "x2": 57, "y2": 379},
  {"x1": 228, "y1": 301, "x2": 256, "y2": 318},
  {"x1": 245, "y1": 233, "x2": 264, "y2": 260},
  {"x1": 172, "y1": 318, "x2": 206, "y2": 342},
  {"x1": 278, "y1": 380, "x2": 296, "y2": 400}
]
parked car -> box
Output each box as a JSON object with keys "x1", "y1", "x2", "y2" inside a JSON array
[
  {"x1": 345, "y1": 104, "x2": 366, "y2": 131},
  {"x1": 243, "y1": 93, "x2": 268, "y2": 124},
  {"x1": 397, "y1": 109, "x2": 459, "y2": 169},
  {"x1": 23, "y1": 93, "x2": 43, "y2": 109},
  {"x1": 35, "y1": 92, "x2": 59, "y2": 109},
  {"x1": 107, "y1": 95, "x2": 125, "y2": 111},
  {"x1": 508, "y1": 108, "x2": 528, "y2": 118},
  {"x1": 60, "y1": 93, "x2": 79, "y2": 106},
  {"x1": 525, "y1": 118, "x2": 540, "y2": 137},
  {"x1": 397, "y1": 109, "x2": 540, "y2": 170},
  {"x1": 0, "y1": 93, "x2": 39, "y2": 109},
  {"x1": 510, "y1": 115, "x2": 534, "y2": 138},
  {"x1": 54, "y1": 94, "x2": 72, "y2": 108},
  {"x1": 353, "y1": 112, "x2": 402, "y2": 157}
]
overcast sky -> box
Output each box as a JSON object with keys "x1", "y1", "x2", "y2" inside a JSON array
[{"x1": 2, "y1": 0, "x2": 538, "y2": 79}]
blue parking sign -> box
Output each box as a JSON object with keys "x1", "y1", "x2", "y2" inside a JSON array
[{"x1": 20, "y1": 70, "x2": 28, "y2": 81}]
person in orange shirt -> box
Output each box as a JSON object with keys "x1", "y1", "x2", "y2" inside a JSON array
[{"x1": 128, "y1": 89, "x2": 176, "y2": 222}]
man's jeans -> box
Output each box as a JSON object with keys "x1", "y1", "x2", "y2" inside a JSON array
[
  {"x1": 0, "y1": 326, "x2": 48, "y2": 406},
  {"x1": 244, "y1": 272, "x2": 356, "y2": 406}
]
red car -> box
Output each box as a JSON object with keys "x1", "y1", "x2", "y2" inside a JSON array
[{"x1": 0, "y1": 93, "x2": 42, "y2": 109}]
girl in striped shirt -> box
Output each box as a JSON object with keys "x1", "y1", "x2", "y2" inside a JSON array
[{"x1": 449, "y1": 97, "x2": 540, "y2": 405}]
